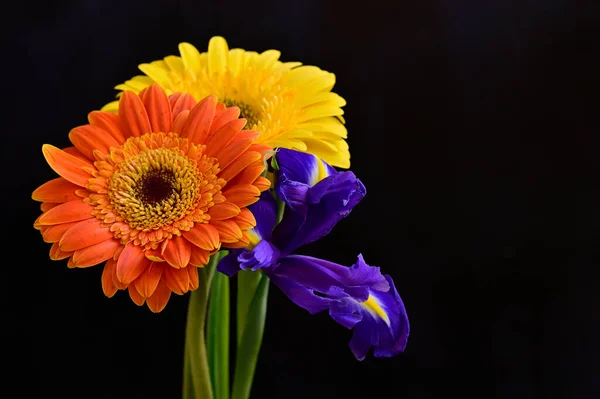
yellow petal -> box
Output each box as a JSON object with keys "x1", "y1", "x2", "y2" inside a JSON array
[
  {"x1": 139, "y1": 63, "x2": 173, "y2": 87},
  {"x1": 178, "y1": 42, "x2": 202, "y2": 75},
  {"x1": 208, "y1": 36, "x2": 229, "y2": 75}
]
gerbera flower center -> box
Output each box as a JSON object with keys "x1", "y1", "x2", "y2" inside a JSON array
[
  {"x1": 137, "y1": 169, "x2": 176, "y2": 205},
  {"x1": 107, "y1": 146, "x2": 201, "y2": 230},
  {"x1": 223, "y1": 98, "x2": 260, "y2": 129},
  {"x1": 85, "y1": 132, "x2": 227, "y2": 249}
]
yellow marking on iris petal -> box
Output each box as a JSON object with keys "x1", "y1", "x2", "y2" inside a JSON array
[
  {"x1": 246, "y1": 229, "x2": 262, "y2": 250},
  {"x1": 363, "y1": 295, "x2": 390, "y2": 325},
  {"x1": 311, "y1": 157, "x2": 330, "y2": 186}
]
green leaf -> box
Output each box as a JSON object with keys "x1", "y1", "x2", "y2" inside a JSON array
[
  {"x1": 270, "y1": 153, "x2": 280, "y2": 171},
  {"x1": 207, "y1": 269, "x2": 230, "y2": 399},
  {"x1": 231, "y1": 275, "x2": 270, "y2": 399}
]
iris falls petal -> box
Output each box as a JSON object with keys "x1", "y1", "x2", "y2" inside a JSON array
[{"x1": 268, "y1": 255, "x2": 409, "y2": 360}]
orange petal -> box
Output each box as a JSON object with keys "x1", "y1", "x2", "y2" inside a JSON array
[
  {"x1": 248, "y1": 143, "x2": 273, "y2": 156},
  {"x1": 183, "y1": 223, "x2": 221, "y2": 251},
  {"x1": 231, "y1": 208, "x2": 257, "y2": 231},
  {"x1": 162, "y1": 236, "x2": 192, "y2": 268},
  {"x1": 33, "y1": 214, "x2": 43, "y2": 230},
  {"x1": 88, "y1": 111, "x2": 126, "y2": 143},
  {"x1": 226, "y1": 161, "x2": 265, "y2": 187},
  {"x1": 219, "y1": 151, "x2": 262, "y2": 182},
  {"x1": 208, "y1": 202, "x2": 241, "y2": 221},
  {"x1": 146, "y1": 280, "x2": 171, "y2": 313},
  {"x1": 212, "y1": 220, "x2": 243, "y2": 243},
  {"x1": 235, "y1": 130, "x2": 261, "y2": 142},
  {"x1": 139, "y1": 84, "x2": 172, "y2": 134},
  {"x1": 128, "y1": 285, "x2": 146, "y2": 306},
  {"x1": 222, "y1": 185, "x2": 261, "y2": 208},
  {"x1": 111, "y1": 258, "x2": 127, "y2": 290},
  {"x1": 162, "y1": 267, "x2": 190, "y2": 295},
  {"x1": 224, "y1": 232, "x2": 251, "y2": 249},
  {"x1": 118, "y1": 91, "x2": 151, "y2": 138},
  {"x1": 42, "y1": 221, "x2": 79, "y2": 243},
  {"x1": 216, "y1": 137, "x2": 254, "y2": 170},
  {"x1": 253, "y1": 176, "x2": 271, "y2": 192},
  {"x1": 72, "y1": 238, "x2": 120, "y2": 267},
  {"x1": 50, "y1": 242, "x2": 71, "y2": 260},
  {"x1": 38, "y1": 200, "x2": 94, "y2": 225},
  {"x1": 40, "y1": 202, "x2": 59, "y2": 212},
  {"x1": 134, "y1": 262, "x2": 164, "y2": 297},
  {"x1": 32, "y1": 177, "x2": 80, "y2": 203},
  {"x1": 188, "y1": 266, "x2": 199, "y2": 290},
  {"x1": 189, "y1": 246, "x2": 210, "y2": 267},
  {"x1": 62, "y1": 146, "x2": 90, "y2": 161},
  {"x1": 208, "y1": 105, "x2": 240, "y2": 139},
  {"x1": 42, "y1": 144, "x2": 93, "y2": 187},
  {"x1": 215, "y1": 102, "x2": 226, "y2": 113},
  {"x1": 69, "y1": 125, "x2": 121, "y2": 160},
  {"x1": 59, "y1": 218, "x2": 114, "y2": 251},
  {"x1": 171, "y1": 110, "x2": 190, "y2": 134},
  {"x1": 205, "y1": 118, "x2": 246, "y2": 158},
  {"x1": 144, "y1": 249, "x2": 165, "y2": 262},
  {"x1": 101, "y1": 259, "x2": 118, "y2": 298},
  {"x1": 169, "y1": 92, "x2": 197, "y2": 117},
  {"x1": 117, "y1": 243, "x2": 152, "y2": 284},
  {"x1": 181, "y1": 95, "x2": 217, "y2": 143}
]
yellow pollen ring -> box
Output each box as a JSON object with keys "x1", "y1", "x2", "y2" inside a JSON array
[
  {"x1": 107, "y1": 146, "x2": 200, "y2": 230},
  {"x1": 362, "y1": 295, "x2": 390, "y2": 325}
]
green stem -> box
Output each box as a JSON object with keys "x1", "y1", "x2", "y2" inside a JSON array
[
  {"x1": 236, "y1": 271, "x2": 262, "y2": 347},
  {"x1": 231, "y1": 275, "x2": 270, "y2": 399},
  {"x1": 183, "y1": 257, "x2": 218, "y2": 399},
  {"x1": 207, "y1": 265, "x2": 230, "y2": 399},
  {"x1": 231, "y1": 198, "x2": 283, "y2": 399}
]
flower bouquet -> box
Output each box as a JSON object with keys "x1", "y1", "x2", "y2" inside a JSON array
[{"x1": 32, "y1": 36, "x2": 410, "y2": 398}]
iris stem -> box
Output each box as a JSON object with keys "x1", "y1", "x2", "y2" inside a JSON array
[
  {"x1": 231, "y1": 274, "x2": 270, "y2": 399},
  {"x1": 231, "y1": 198, "x2": 284, "y2": 399},
  {"x1": 237, "y1": 271, "x2": 262, "y2": 347},
  {"x1": 183, "y1": 255, "x2": 220, "y2": 399}
]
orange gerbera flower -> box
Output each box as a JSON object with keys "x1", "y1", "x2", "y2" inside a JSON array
[{"x1": 33, "y1": 84, "x2": 270, "y2": 312}]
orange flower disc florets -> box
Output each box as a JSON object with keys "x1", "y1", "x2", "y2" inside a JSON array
[{"x1": 88, "y1": 133, "x2": 225, "y2": 249}]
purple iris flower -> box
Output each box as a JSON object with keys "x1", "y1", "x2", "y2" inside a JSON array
[{"x1": 218, "y1": 148, "x2": 409, "y2": 360}]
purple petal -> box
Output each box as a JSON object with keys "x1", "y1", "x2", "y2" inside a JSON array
[
  {"x1": 217, "y1": 251, "x2": 244, "y2": 277},
  {"x1": 371, "y1": 275, "x2": 410, "y2": 358},
  {"x1": 273, "y1": 171, "x2": 366, "y2": 254},
  {"x1": 237, "y1": 240, "x2": 280, "y2": 271},
  {"x1": 267, "y1": 254, "x2": 409, "y2": 360},
  {"x1": 272, "y1": 255, "x2": 388, "y2": 297},
  {"x1": 275, "y1": 148, "x2": 336, "y2": 187},
  {"x1": 276, "y1": 178, "x2": 311, "y2": 212},
  {"x1": 269, "y1": 273, "x2": 332, "y2": 314},
  {"x1": 347, "y1": 316, "x2": 379, "y2": 361},
  {"x1": 336, "y1": 275, "x2": 410, "y2": 360},
  {"x1": 247, "y1": 191, "x2": 278, "y2": 242}
]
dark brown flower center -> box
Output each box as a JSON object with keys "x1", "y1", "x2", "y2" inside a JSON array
[
  {"x1": 138, "y1": 170, "x2": 176, "y2": 205},
  {"x1": 223, "y1": 98, "x2": 260, "y2": 129}
]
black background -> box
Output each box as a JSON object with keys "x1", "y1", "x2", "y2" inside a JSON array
[{"x1": 6, "y1": 1, "x2": 600, "y2": 398}]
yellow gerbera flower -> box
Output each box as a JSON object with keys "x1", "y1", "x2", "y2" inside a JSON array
[{"x1": 102, "y1": 36, "x2": 350, "y2": 168}]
